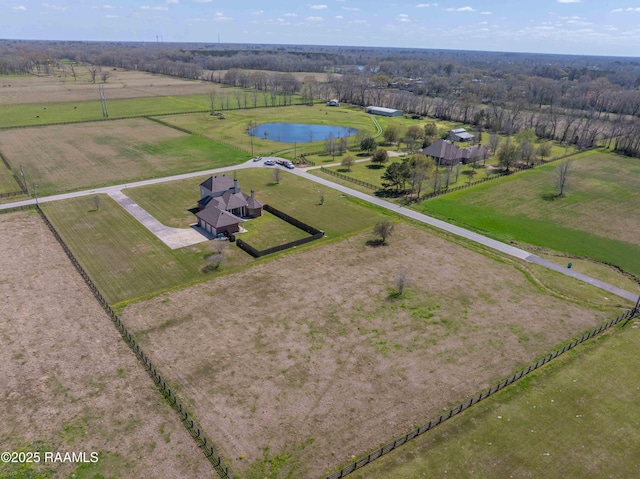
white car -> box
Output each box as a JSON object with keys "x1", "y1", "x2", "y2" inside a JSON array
[
  {"x1": 252, "y1": 156, "x2": 262, "y2": 162},
  {"x1": 264, "y1": 159, "x2": 275, "y2": 166},
  {"x1": 284, "y1": 162, "x2": 295, "y2": 169}
]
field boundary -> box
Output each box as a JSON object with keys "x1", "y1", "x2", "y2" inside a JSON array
[
  {"x1": 0, "y1": 150, "x2": 28, "y2": 195},
  {"x1": 35, "y1": 205, "x2": 236, "y2": 479},
  {"x1": 235, "y1": 204, "x2": 324, "y2": 257},
  {"x1": 319, "y1": 166, "x2": 378, "y2": 190},
  {"x1": 325, "y1": 305, "x2": 638, "y2": 479}
]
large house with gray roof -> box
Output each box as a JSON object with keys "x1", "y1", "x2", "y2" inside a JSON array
[
  {"x1": 196, "y1": 175, "x2": 263, "y2": 236},
  {"x1": 422, "y1": 139, "x2": 489, "y2": 166}
]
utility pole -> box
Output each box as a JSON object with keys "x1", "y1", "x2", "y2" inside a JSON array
[
  {"x1": 34, "y1": 184, "x2": 38, "y2": 206},
  {"x1": 633, "y1": 295, "x2": 640, "y2": 317}
]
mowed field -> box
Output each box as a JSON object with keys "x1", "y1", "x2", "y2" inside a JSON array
[
  {"x1": 120, "y1": 222, "x2": 614, "y2": 479},
  {"x1": 417, "y1": 150, "x2": 640, "y2": 277},
  {"x1": 349, "y1": 322, "x2": 640, "y2": 479},
  {"x1": 157, "y1": 104, "x2": 379, "y2": 157},
  {"x1": 0, "y1": 117, "x2": 249, "y2": 196},
  {"x1": 0, "y1": 211, "x2": 211, "y2": 479}
]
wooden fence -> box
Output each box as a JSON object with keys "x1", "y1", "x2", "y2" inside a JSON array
[
  {"x1": 35, "y1": 206, "x2": 236, "y2": 479},
  {"x1": 324, "y1": 307, "x2": 637, "y2": 479},
  {"x1": 319, "y1": 167, "x2": 378, "y2": 190}
]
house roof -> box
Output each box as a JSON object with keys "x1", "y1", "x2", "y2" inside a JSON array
[
  {"x1": 220, "y1": 190, "x2": 248, "y2": 210},
  {"x1": 450, "y1": 128, "x2": 467, "y2": 134},
  {"x1": 199, "y1": 174, "x2": 235, "y2": 195},
  {"x1": 459, "y1": 144, "x2": 489, "y2": 159},
  {"x1": 453, "y1": 131, "x2": 475, "y2": 140},
  {"x1": 422, "y1": 139, "x2": 462, "y2": 161},
  {"x1": 244, "y1": 192, "x2": 263, "y2": 209},
  {"x1": 196, "y1": 206, "x2": 243, "y2": 229}
]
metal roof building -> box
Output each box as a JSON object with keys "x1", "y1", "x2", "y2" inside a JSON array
[{"x1": 365, "y1": 106, "x2": 403, "y2": 117}]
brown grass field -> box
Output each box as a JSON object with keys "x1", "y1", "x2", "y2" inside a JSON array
[
  {"x1": 0, "y1": 211, "x2": 211, "y2": 478},
  {"x1": 0, "y1": 70, "x2": 218, "y2": 105},
  {"x1": 121, "y1": 222, "x2": 613, "y2": 479}
]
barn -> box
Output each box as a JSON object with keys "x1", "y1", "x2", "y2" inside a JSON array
[{"x1": 365, "y1": 106, "x2": 403, "y2": 117}]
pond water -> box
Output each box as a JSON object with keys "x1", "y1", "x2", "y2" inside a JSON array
[{"x1": 248, "y1": 122, "x2": 357, "y2": 143}]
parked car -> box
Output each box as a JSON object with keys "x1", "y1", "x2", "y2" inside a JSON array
[
  {"x1": 264, "y1": 159, "x2": 275, "y2": 166},
  {"x1": 252, "y1": 156, "x2": 262, "y2": 162},
  {"x1": 284, "y1": 162, "x2": 295, "y2": 169}
]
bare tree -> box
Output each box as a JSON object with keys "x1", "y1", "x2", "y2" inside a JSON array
[
  {"x1": 395, "y1": 269, "x2": 409, "y2": 297},
  {"x1": 341, "y1": 155, "x2": 356, "y2": 172},
  {"x1": 100, "y1": 71, "x2": 111, "y2": 83},
  {"x1": 489, "y1": 133, "x2": 501, "y2": 154},
  {"x1": 555, "y1": 159, "x2": 571, "y2": 197},
  {"x1": 372, "y1": 220, "x2": 394, "y2": 245},
  {"x1": 209, "y1": 89, "x2": 216, "y2": 115},
  {"x1": 497, "y1": 137, "x2": 519, "y2": 172},
  {"x1": 93, "y1": 195, "x2": 100, "y2": 211},
  {"x1": 537, "y1": 142, "x2": 552, "y2": 162},
  {"x1": 272, "y1": 167, "x2": 281, "y2": 184}
]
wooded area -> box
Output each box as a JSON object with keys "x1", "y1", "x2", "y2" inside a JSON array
[{"x1": 3, "y1": 40, "x2": 640, "y2": 156}]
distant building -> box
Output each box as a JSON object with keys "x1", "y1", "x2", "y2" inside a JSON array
[
  {"x1": 448, "y1": 128, "x2": 475, "y2": 142},
  {"x1": 326, "y1": 99, "x2": 340, "y2": 107},
  {"x1": 422, "y1": 139, "x2": 489, "y2": 166},
  {"x1": 196, "y1": 174, "x2": 263, "y2": 236},
  {"x1": 365, "y1": 106, "x2": 403, "y2": 117}
]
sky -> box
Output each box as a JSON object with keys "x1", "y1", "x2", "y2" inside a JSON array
[{"x1": 2, "y1": 0, "x2": 640, "y2": 57}]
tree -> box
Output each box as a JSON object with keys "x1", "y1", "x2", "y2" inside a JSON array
[
  {"x1": 424, "y1": 122, "x2": 438, "y2": 139},
  {"x1": 325, "y1": 132, "x2": 339, "y2": 160},
  {"x1": 100, "y1": 71, "x2": 111, "y2": 83},
  {"x1": 272, "y1": 167, "x2": 281, "y2": 184},
  {"x1": 341, "y1": 155, "x2": 356, "y2": 172},
  {"x1": 93, "y1": 195, "x2": 100, "y2": 211},
  {"x1": 360, "y1": 136, "x2": 376, "y2": 153},
  {"x1": 381, "y1": 161, "x2": 410, "y2": 193},
  {"x1": 373, "y1": 220, "x2": 394, "y2": 245},
  {"x1": 209, "y1": 89, "x2": 216, "y2": 115},
  {"x1": 489, "y1": 133, "x2": 501, "y2": 154},
  {"x1": 407, "y1": 153, "x2": 432, "y2": 199},
  {"x1": 537, "y1": 142, "x2": 552, "y2": 162},
  {"x1": 395, "y1": 269, "x2": 409, "y2": 297},
  {"x1": 555, "y1": 159, "x2": 571, "y2": 197},
  {"x1": 371, "y1": 148, "x2": 389, "y2": 165},
  {"x1": 518, "y1": 137, "x2": 535, "y2": 164},
  {"x1": 497, "y1": 137, "x2": 519, "y2": 172},
  {"x1": 383, "y1": 125, "x2": 400, "y2": 146},
  {"x1": 465, "y1": 169, "x2": 478, "y2": 184}
]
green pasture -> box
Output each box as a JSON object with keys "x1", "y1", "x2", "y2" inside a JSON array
[
  {"x1": 349, "y1": 321, "x2": 640, "y2": 479},
  {"x1": 0, "y1": 165, "x2": 21, "y2": 194},
  {"x1": 0, "y1": 95, "x2": 209, "y2": 128},
  {"x1": 156, "y1": 105, "x2": 379, "y2": 158},
  {"x1": 0, "y1": 122, "x2": 249, "y2": 197},
  {"x1": 124, "y1": 168, "x2": 390, "y2": 240},
  {"x1": 40, "y1": 195, "x2": 238, "y2": 305},
  {"x1": 416, "y1": 150, "x2": 640, "y2": 276}
]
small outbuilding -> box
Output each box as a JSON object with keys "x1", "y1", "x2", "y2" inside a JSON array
[
  {"x1": 326, "y1": 99, "x2": 340, "y2": 107},
  {"x1": 448, "y1": 128, "x2": 475, "y2": 142},
  {"x1": 365, "y1": 106, "x2": 403, "y2": 117}
]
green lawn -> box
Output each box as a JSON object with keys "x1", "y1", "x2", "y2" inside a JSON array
[
  {"x1": 124, "y1": 168, "x2": 390, "y2": 240},
  {"x1": 40, "y1": 195, "x2": 232, "y2": 305},
  {"x1": 325, "y1": 159, "x2": 399, "y2": 188},
  {"x1": 0, "y1": 165, "x2": 21, "y2": 194},
  {"x1": 239, "y1": 211, "x2": 310, "y2": 250},
  {"x1": 416, "y1": 150, "x2": 640, "y2": 277},
  {"x1": 349, "y1": 321, "x2": 640, "y2": 479}
]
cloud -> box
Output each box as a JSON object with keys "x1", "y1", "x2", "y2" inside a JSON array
[
  {"x1": 445, "y1": 6, "x2": 476, "y2": 12},
  {"x1": 306, "y1": 16, "x2": 324, "y2": 21},
  {"x1": 416, "y1": 3, "x2": 438, "y2": 6},
  {"x1": 480, "y1": 11, "x2": 493, "y2": 15},
  {"x1": 612, "y1": 7, "x2": 640, "y2": 12},
  {"x1": 166, "y1": 0, "x2": 179, "y2": 3},
  {"x1": 104, "y1": 14, "x2": 118, "y2": 18},
  {"x1": 557, "y1": 0, "x2": 582, "y2": 3},
  {"x1": 193, "y1": 0, "x2": 212, "y2": 3},
  {"x1": 342, "y1": 7, "x2": 360, "y2": 11},
  {"x1": 42, "y1": 3, "x2": 68, "y2": 10},
  {"x1": 349, "y1": 19, "x2": 367, "y2": 24},
  {"x1": 215, "y1": 11, "x2": 232, "y2": 21},
  {"x1": 283, "y1": 13, "x2": 297, "y2": 17},
  {"x1": 310, "y1": 4, "x2": 327, "y2": 9},
  {"x1": 11, "y1": 5, "x2": 27, "y2": 11},
  {"x1": 103, "y1": 4, "x2": 113, "y2": 8},
  {"x1": 252, "y1": 10, "x2": 264, "y2": 15},
  {"x1": 397, "y1": 13, "x2": 410, "y2": 22},
  {"x1": 140, "y1": 5, "x2": 169, "y2": 10}
]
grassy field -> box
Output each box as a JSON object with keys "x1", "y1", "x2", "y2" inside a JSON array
[
  {"x1": 0, "y1": 211, "x2": 211, "y2": 479},
  {"x1": 43, "y1": 170, "x2": 389, "y2": 305},
  {"x1": 349, "y1": 321, "x2": 640, "y2": 479},
  {"x1": 0, "y1": 118, "x2": 249, "y2": 196},
  {"x1": 40, "y1": 195, "x2": 235, "y2": 305},
  {"x1": 0, "y1": 164, "x2": 21, "y2": 194},
  {"x1": 124, "y1": 168, "x2": 390, "y2": 239},
  {"x1": 156, "y1": 104, "x2": 379, "y2": 158},
  {"x1": 120, "y1": 222, "x2": 614, "y2": 479},
  {"x1": 416, "y1": 150, "x2": 640, "y2": 277}
]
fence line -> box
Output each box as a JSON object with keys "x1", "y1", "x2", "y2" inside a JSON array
[
  {"x1": 325, "y1": 306, "x2": 637, "y2": 479},
  {"x1": 319, "y1": 167, "x2": 378, "y2": 190},
  {"x1": 35, "y1": 206, "x2": 235, "y2": 479},
  {"x1": 0, "y1": 203, "x2": 35, "y2": 215},
  {"x1": 235, "y1": 204, "x2": 324, "y2": 258},
  {"x1": 0, "y1": 151, "x2": 29, "y2": 194}
]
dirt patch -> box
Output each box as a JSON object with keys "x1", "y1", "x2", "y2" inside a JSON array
[
  {"x1": 0, "y1": 70, "x2": 215, "y2": 105},
  {"x1": 121, "y1": 223, "x2": 610, "y2": 478},
  {"x1": 0, "y1": 211, "x2": 211, "y2": 478}
]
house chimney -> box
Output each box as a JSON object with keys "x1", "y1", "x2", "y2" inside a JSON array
[
  {"x1": 233, "y1": 178, "x2": 239, "y2": 194},
  {"x1": 250, "y1": 189, "x2": 254, "y2": 198}
]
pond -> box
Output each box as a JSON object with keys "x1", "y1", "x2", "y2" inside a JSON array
[{"x1": 248, "y1": 122, "x2": 357, "y2": 143}]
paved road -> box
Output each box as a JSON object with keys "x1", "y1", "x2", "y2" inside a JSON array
[{"x1": 3, "y1": 158, "x2": 638, "y2": 303}]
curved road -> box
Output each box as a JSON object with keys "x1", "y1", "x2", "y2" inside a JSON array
[{"x1": 2, "y1": 158, "x2": 638, "y2": 303}]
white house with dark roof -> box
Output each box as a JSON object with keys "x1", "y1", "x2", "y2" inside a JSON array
[{"x1": 196, "y1": 174, "x2": 263, "y2": 236}]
